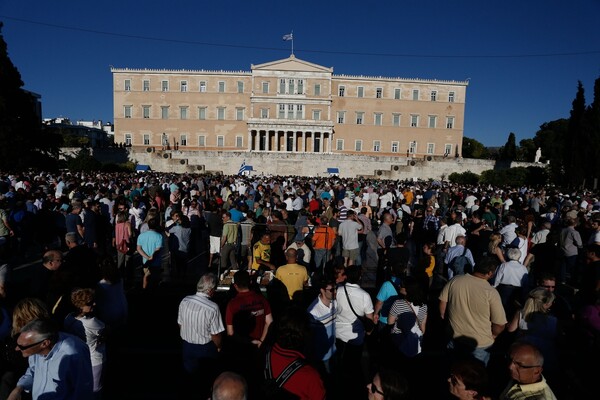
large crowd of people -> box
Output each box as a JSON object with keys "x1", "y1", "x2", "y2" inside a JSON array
[{"x1": 0, "y1": 170, "x2": 598, "y2": 399}]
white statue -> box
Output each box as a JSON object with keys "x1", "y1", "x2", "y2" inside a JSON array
[{"x1": 534, "y1": 148, "x2": 541, "y2": 163}]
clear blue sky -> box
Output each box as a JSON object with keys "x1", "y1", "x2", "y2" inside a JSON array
[{"x1": 1, "y1": 0, "x2": 599, "y2": 147}]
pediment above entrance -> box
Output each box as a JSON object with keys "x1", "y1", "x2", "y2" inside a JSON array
[{"x1": 251, "y1": 55, "x2": 333, "y2": 73}]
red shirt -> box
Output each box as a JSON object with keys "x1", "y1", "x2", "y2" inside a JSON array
[
  {"x1": 225, "y1": 290, "x2": 271, "y2": 341},
  {"x1": 268, "y1": 343, "x2": 326, "y2": 400}
]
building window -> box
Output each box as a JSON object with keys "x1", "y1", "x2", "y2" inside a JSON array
[
  {"x1": 412, "y1": 89, "x2": 419, "y2": 101},
  {"x1": 356, "y1": 112, "x2": 364, "y2": 125},
  {"x1": 198, "y1": 107, "x2": 207, "y2": 120},
  {"x1": 280, "y1": 79, "x2": 285, "y2": 94},
  {"x1": 355, "y1": 140, "x2": 362, "y2": 152},
  {"x1": 428, "y1": 115, "x2": 437, "y2": 128},
  {"x1": 374, "y1": 113, "x2": 382, "y2": 126},
  {"x1": 143, "y1": 80, "x2": 149, "y2": 92},
  {"x1": 237, "y1": 81, "x2": 244, "y2": 93},
  {"x1": 286, "y1": 79, "x2": 294, "y2": 94},
  {"x1": 198, "y1": 135, "x2": 206, "y2": 147},
  {"x1": 409, "y1": 141, "x2": 417, "y2": 154},
  {"x1": 373, "y1": 140, "x2": 381, "y2": 152},
  {"x1": 391, "y1": 141, "x2": 399, "y2": 153},
  {"x1": 314, "y1": 84, "x2": 321, "y2": 96},
  {"x1": 394, "y1": 88, "x2": 401, "y2": 100},
  {"x1": 287, "y1": 104, "x2": 294, "y2": 119},
  {"x1": 124, "y1": 80, "x2": 131, "y2": 91},
  {"x1": 449, "y1": 91, "x2": 455, "y2": 102},
  {"x1": 161, "y1": 106, "x2": 169, "y2": 119},
  {"x1": 236, "y1": 107, "x2": 244, "y2": 121},
  {"x1": 427, "y1": 143, "x2": 435, "y2": 154},
  {"x1": 446, "y1": 116, "x2": 455, "y2": 129},
  {"x1": 217, "y1": 136, "x2": 224, "y2": 147},
  {"x1": 376, "y1": 88, "x2": 383, "y2": 98},
  {"x1": 217, "y1": 107, "x2": 225, "y2": 120},
  {"x1": 180, "y1": 134, "x2": 187, "y2": 146},
  {"x1": 124, "y1": 106, "x2": 132, "y2": 118},
  {"x1": 181, "y1": 81, "x2": 188, "y2": 92},
  {"x1": 336, "y1": 139, "x2": 344, "y2": 151},
  {"x1": 312, "y1": 110, "x2": 321, "y2": 120},
  {"x1": 430, "y1": 90, "x2": 437, "y2": 101},
  {"x1": 124, "y1": 133, "x2": 132, "y2": 146},
  {"x1": 142, "y1": 106, "x2": 150, "y2": 119},
  {"x1": 261, "y1": 108, "x2": 269, "y2": 119},
  {"x1": 236, "y1": 136, "x2": 243, "y2": 148},
  {"x1": 297, "y1": 79, "x2": 304, "y2": 94},
  {"x1": 278, "y1": 104, "x2": 285, "y2": 119},
  {"x1": 161, "y1": 80, "x2": 169, "y2": 92},
  {"x1": 338, "y1": 86, "x2": 345, "y2": 97},
  {"x1": 180, "y1": 107, "x2": 188, "y2": 120},
  {"x1": 143, "y1": 134, "x2": 150, "y2": 145},
  {"x1": 357, "y1": 86, "x2": 364, "y2": 98},
  {"x1": 393, "y1": 113, "x2": 401, "y2": 127},
  {"x1": 200, "y1": 81, "x2": 207, "y2": 92},
  {"x1": 337, "y1": 111, "x2": 345, "y2": 124},
  {"x1": 445, "y1": 144, "x2": 453, "y2": 156},
  {"x1": 218, "y1": 81, "x2": 225, "y2": 93},
  {"x1": 411, "y1": 115, "x2": 419, "y2": 127},
  {"x1": 262, "y1": 82, "x2": 269, "y2": 94},
  {"x1": 296, "y1": 104, "x2": 303, "y2": 119}
]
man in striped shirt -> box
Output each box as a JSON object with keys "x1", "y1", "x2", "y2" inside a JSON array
[
  {"x1": 307, "y1": 277, "x2": 337, "y2": 376},
  {"x1": 177, "y1": 273, "x2": 224, "y2": 392}
]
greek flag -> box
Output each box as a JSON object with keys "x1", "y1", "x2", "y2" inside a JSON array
[
  {"x1": 282, "y1": 33, "x2": 293, "y2": 41},
  {"x1": 238, "y1": 160, "x2": 248, "y2": 175}
]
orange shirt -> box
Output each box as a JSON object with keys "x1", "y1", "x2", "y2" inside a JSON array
[{"x1": 312, "y1": 226, "x2": 336, "y2": 249}]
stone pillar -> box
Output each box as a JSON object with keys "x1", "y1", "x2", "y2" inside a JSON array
[
  {"x1": 247, "y1": 130, "x2": 253, "y2": 151},
  {"x1": 276, "y1": 130, "x2": 280, "y2": 152},
  {"x1": 312, "y1": 132, "x2": 316, "y2": 153},
  {"x1": 301, "y1": 131, "x2": 306, "y2": 152},
  {"x1": 293, "y1": 131, "x2": 297, "y2": 152},
  {"x1": 328, "y1": 132, "x2": 332, "y2": 153}
]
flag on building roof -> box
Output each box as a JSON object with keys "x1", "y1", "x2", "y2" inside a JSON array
[{"x1": 282, "y1": 33, "x2": 293, "y2": 41}]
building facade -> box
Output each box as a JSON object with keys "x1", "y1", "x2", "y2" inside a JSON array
[{"x1": 112, "y1": 55, "x2": 467, "y2": 159}]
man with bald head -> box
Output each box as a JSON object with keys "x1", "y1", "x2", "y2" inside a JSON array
[
  {"x1": 211, "y1": 372, "x2": 247, "y2": 400},
  {"x1": 275, "y1": 248, "x2": 309, "y2": 300}
]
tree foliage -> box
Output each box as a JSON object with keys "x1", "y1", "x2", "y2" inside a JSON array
[
  {"x1": 462, "y1": 137, "x2": 489, "y2": 159},
  {"x1": 499, "y1": 132, "x2": 518, "y2": 161},
  {"x1": 448, "y1": 171, "x2": 480, "y2": 185},
  {"x1": 0, "y1": 23, "x2": 60, "y2": 171}
]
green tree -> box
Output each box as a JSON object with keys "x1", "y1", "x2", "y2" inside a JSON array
[
  {"x1": 565, "y1": 81, "x2": 589, "y2": 187},
  {"x1": 586, "y1": 76, "x2": 600, "y2": 186},
  {"x1": 533, "y1": 119, "x2": 568, "y2": 185},
  {"x1": 518, "y1": 138, "x2": 537, "y2": 162},
  {"x1": 0, "y1": 23, "x2": 59, "y2": 170},
  {"x1": 461, "y1": 137, "x2": 489, "y2": 159},
  {"x1": 500, "y1": 132, "x2": 517, "y2": 161}
]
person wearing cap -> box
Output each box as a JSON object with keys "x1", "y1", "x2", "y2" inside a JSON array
[{"x1": 287, "y1": 233, "x2": 312, "y2": 269}]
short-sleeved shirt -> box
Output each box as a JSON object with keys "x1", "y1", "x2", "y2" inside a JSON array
[
  {"x1": 439, "y1": 274, "x2": 507, "y2": 348},
  {"x1": 275, "y1": 263, "x2": 309, "y2": 299},
  {"x1": 137, "y1": 230, "x2": 163, "y2": 267},
  {"x1": 252, "y1": 241, "x2": 271, "y2": 270},
  {"x1": 375, "y1": 280, "x2": 399, "y2": 324},
  {"x1": 178, "y1": 292, "x2": 225, "y2": 344},
  {"x1": 225, "y1": 290, "x2": 271, "y2": 341}
]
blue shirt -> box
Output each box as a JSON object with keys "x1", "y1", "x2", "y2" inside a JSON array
[
  {"x1": 17, "y1": 332, "x2": 94, "y2": 399},
  {"x1": 376, "y1": 279, "x2": 400, "y2": 324},
  {"x1": 137, "y1": 230, "x2": 163, "y2": 266}
]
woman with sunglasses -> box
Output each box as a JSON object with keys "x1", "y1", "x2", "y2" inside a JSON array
[
  {"x1": 448, "y1": 358, "x2": 491, "y2": 400},
  {"x1": 367, "y1": 366, "x2": 411, "y2": 400}
]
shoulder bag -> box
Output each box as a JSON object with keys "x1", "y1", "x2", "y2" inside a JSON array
[{"x1": 343, "y1": 284, "x2": 375, "y2": 335}]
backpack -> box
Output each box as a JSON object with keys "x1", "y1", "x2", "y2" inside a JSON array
[
  {"x1": 449, "y1": 247, "x2": 472, "y2": 276},
  {"x1": 507, "y1": 235, "x2": 520, "y2": 249},
  {"x1": 262, "y1": 350, "x2": 304, "y2": 400}
]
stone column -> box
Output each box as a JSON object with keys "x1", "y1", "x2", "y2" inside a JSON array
[
  {"x1": 276, "y1": 130, "x2": 280, "y2": 152},
  {"x1": 248, "y1": 130, "x2": 253, "y2": 151},
  {"x1": 301, "y1": 131, "x2": 306, "y2": 152},
  {"x1": 312, "y1": 132, "x2": 316, "y2": 153},
  {"x1": 293, "y1": 131, "x2": 297, "y2": 152},
  {"x1": 328, "y1": 132, "x2": 332, "y2": 153}
]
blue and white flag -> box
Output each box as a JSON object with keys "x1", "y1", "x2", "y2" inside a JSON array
[
  {"x1": 238, "y1": 160, "x2": 249, "y2": 175},
  {"x1": 282, "y1": 33, "x2": 293, "y2": 41}
]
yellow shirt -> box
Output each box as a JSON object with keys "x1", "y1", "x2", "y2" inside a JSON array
[
  {"x1": 275, "y1": 263, "x2": 309, "y2": 299},
  {"x1": 252, "y1": 241, "x2": 271, "y2": 270}
]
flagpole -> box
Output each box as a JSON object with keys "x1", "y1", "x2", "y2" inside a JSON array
[{"x1": 291, "y1": 30, "x2": 294, "y2": 56}]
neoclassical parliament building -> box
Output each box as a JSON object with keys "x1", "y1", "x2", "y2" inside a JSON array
[{"x1": 111, "y1": 55, "x2": 468, "y2": 174}]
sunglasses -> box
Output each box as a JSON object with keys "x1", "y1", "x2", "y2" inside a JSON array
[
  {"x1": 507, "y1": 357, "x2": 541, "y2": 369},
  {"x1": 16, "y1": 339, "x2": 46, "y2": 351},
  {"x1": 370, "y1": 382, "x2": 384, "y2": 395}
]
